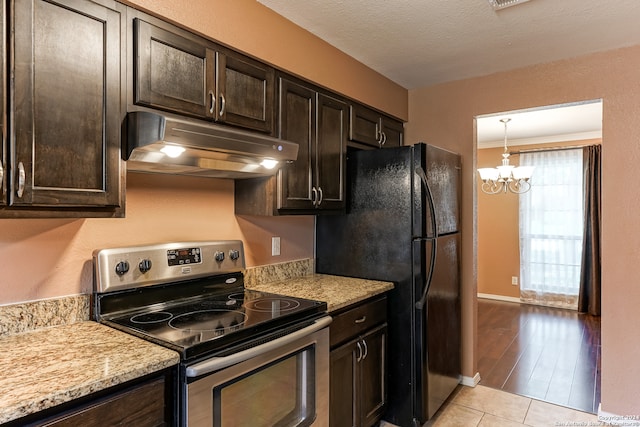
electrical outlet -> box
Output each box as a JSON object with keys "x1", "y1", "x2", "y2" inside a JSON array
[
  {"x1": 271, "y1": 237, "x2": 281, "y2": 256},
  {"x1": 511, "y1": 276, "x2": 519, "y2": 286}
]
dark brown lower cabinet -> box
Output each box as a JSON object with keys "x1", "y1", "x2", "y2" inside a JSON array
[
  {"x1": 330, "y1": 296, "x2": 387, "y2": 427},
  {"x1": 9, "y1": 371, "x2": 174, "y2": 427}
]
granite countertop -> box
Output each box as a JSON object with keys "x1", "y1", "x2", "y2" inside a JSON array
[
  {"x1": 0, "y1": 270, "x2": 392, "y2": 424},
  {"x1": 247, "y1": 273, "x2": 394, "y2": 313},
  {"x1": 0, "y1": 321, "x2": 180, "y2": 425}
]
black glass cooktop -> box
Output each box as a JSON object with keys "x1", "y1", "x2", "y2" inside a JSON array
[{"x1": 95, "y1": 272, "x2": 327, "y2": 360}]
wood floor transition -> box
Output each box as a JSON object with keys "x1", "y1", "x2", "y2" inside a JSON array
[{"x1": 477, "y1": 298, "x2": 601, "y2": 414}]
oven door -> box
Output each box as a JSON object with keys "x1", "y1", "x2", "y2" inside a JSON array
[{"x1": 184, "y1": 317, "x2": 331, "y2": 427}]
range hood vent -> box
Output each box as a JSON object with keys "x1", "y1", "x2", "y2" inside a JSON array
[{"x1": 124, "y1": 111, "x2": 298, "y2": 179}]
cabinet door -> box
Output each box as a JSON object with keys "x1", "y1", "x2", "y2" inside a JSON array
[
  {"x1": 359, "y1": 325, "x2": 387, "y2": 427},
  {"x1": 330, "y1": 340, "x2": 358, "y2": 427},
  {"x1": 11, "y1": 0, "x2": 123, "y2": 208},
  {"x1": 277, "y1": 77, "x2": 315, "y2": 210},
  {"x1": 349, "y1": 104, "x2": 381, "y2": 147},
  {"x1": 37, "y1": 376, "x2": 169, "y2": 426},
  {"x1": 0, "y1": 0, "x2": 5, "y2": 206},
  {"x1": 381, "y1": 118, "x2": 404, "y2": 147},
  {"x1": 134, "y1": 18, "x2": 215, "y2": 120},
  {"x1": 216, "y1": 51, "x2": 275, "y2": 134},
  {"x1": 316, "y1": 93, "x2": 347, "y2": 210}
]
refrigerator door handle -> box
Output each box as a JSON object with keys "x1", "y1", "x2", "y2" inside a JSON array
[
  {"x1": 415, "y1": 164, "x2": 439, "y2": 310},
  {"x1": 415, "y1": 237, "x2": 437, "y2": 310},
  {"x1": 415, "y1": 165, "x2": 438, "y2": 237}
]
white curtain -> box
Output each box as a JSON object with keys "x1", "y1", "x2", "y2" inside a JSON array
[{"x1": 519, "y1": 148, "x2": 584, "y2": 309}]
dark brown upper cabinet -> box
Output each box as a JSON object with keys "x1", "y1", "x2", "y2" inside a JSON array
[
  {"x1": 380, "y1": 116, "x2": 404, "y2": 147},
  {"x1": 216, "y1": 50, "x2": 275, "y2": 134},
  {"x1": 133, "y1": 17, "x2": 275, "y2": 135},
  {"x1": 349, "y1": 103, "x2": 404, "y2": 149},
  {"x1": 0, "y1": 0, "x2": 6, "y2": 207},
  {"x1": 314, "y1": 92, "x2": 348, "y2": 210},
  {"x1": 133, "y1": 18, "x2": 215, "y2": 120},
  {"x1": 234, "y1": 75, "x2": 347, "y2": 214},
  {"x1": 5, "y1": 0, "x2": 124, "y2": 217}
]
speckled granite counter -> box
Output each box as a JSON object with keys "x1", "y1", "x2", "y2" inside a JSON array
[
  {"x1": 0, "y1": 260, "x2": 390, "y2": 424},
  {"x1": 247, "y1": 273, "x2": 394, "y2": 313},
  {"x1": 0, "y1": 321, "x2": 179, "y2": 424}
]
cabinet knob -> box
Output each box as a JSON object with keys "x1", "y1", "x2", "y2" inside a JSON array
[
  {"x1": 356, "y1": 341, "x2": 363, "y2": 362},
  {"x1": 16, "y1": 162, "x2": 26, "y2": 198},
  {"x1": 317, "y1": 187, "x2": 323, "y2": 207},
  {"x1": 219, "y1": 93, "x2": 226, "y2": 117},
  {"x1": 355, "y1": 316, "x2": 367, "y2": 324},
  {"x1": 361, "y1": 339, "x2": 368, "y2": 360},
  {"x1": 311, "y1": 187, "x2": 318, "y2": 206},
  {"x1": 209, "y1": 90, "x2": 215, "y2": 115}
]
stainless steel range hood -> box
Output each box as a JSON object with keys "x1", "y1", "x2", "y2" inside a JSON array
[{"x1": 124, "y1": 111, "x2": 298, "y2": 178}]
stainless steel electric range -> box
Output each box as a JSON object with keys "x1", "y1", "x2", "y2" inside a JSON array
[{"x1": 92, "y1": 241, "x2": 331, "y2": 427}]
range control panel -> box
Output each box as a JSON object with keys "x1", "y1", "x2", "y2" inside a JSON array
[{"x1": 93, "y1": 241, "x2": 245, "y2": 293}]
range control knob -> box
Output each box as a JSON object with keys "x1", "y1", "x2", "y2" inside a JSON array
[
  {"x1": 138, "y1": 259, "x2": 152, "y2": 274},
  {"x1": 115, "y1": 261, "x2": 130, "y2": 276},
  {"x1": 229, "y1": 250, "x2": 240, "y2": 261},
  {"x1": 214, "y1": 251, "x2": 225, "y2": 262}
]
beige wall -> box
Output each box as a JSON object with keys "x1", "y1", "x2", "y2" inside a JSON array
[
  {"x1": 0, "y1": 0, "x2": 407, "y2": 305},
  {"x1": 477, "y1": 139, "x2": 600, "y2": 299},
  {"x1": 0, "y1": 173, "x2": 316, "y2": 303},
  {"x1": 477, "y1": 145, "x2": 521, "y2": 299},
  {"x1": 407, "y1": 45, "x2": 640, "y2": 415}
]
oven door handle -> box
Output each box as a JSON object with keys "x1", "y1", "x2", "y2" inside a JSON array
[{"x1": 185, "y1": 315, "x2": 332, "y2": 378}]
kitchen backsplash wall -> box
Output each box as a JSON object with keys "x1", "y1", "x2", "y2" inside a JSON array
[
  {"x1": 0, "y1": 295, "x2": 89, "y2": 338},
  {"x1": 0, "y1": 258, "x2": 314, "y2": 337},
  {"x1": 0, "y1": 173, "x2": 314, "y2": 305},
  {"x1": 244, "y1": 258, "x2": 314, "y2": 288}
]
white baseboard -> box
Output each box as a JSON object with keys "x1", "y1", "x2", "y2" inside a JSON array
[
  {"x1": 460, "y1": 372, "x2": 481, "y2": 387},
  {"x1": 477, "y1": 293, "x2": 521, "y2": 303},
  {"x1": 598, "y1": 403, "x2": 640, "y2": 426}
]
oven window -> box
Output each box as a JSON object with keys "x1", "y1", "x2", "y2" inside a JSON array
[{"x1": 214, "y1": 345, "x2": 316, "y2": 427}]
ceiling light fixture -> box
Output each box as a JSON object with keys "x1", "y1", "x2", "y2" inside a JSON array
[
  {"x1": 477, "y1": 118, "x2": 534, "y2": 194},
  {"x1": 488, "y1": 0, "x2": 531, "y2": 10}
]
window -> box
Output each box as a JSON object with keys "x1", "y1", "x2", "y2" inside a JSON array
[{"x1": 519, "y1": 148, "x2": 583, "y2": 309}]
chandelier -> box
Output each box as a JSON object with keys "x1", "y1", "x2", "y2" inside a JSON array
[{"x1": 478, "y1": 118, "x2": 534, "y2": 194}]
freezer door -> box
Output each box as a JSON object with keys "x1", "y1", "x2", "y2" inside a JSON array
[
  {"x1": 414, "y1": 233, "x2": 461, "y2": 423},
  {"x1": 425, "y1": 144, "x2": 461, "y2": 235},
  {"x1": 316, "y1": 145, "x2": 415, "y2": 281}
]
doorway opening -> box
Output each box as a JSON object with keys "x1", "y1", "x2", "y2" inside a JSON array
[{"x1": 475, "y1": 100, "x2": 602, "y2": 413}]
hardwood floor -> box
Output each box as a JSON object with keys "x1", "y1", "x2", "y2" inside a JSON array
[{"x1": 477, "y1": 298, "x2": 601, "y2": 414}]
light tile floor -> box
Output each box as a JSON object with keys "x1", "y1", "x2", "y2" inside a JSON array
[
  {"x1": 427, "y1": 385, "x2": 603, "y2": 427},
  {"x1": 382, "y1": 385, "x2": 606, "y2": 427}
]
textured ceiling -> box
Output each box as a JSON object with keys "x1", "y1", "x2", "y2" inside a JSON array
[
  {"x1": 257, "y1": 0, "x2": 640, "y2": 90},
  {"x1": 257, "y1": 0, "x2": 623, "y2": 141}
]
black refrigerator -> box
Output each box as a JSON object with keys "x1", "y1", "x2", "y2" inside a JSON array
[{"x1": 316, "y1": 143, "x2": 461, "y2": 427}]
